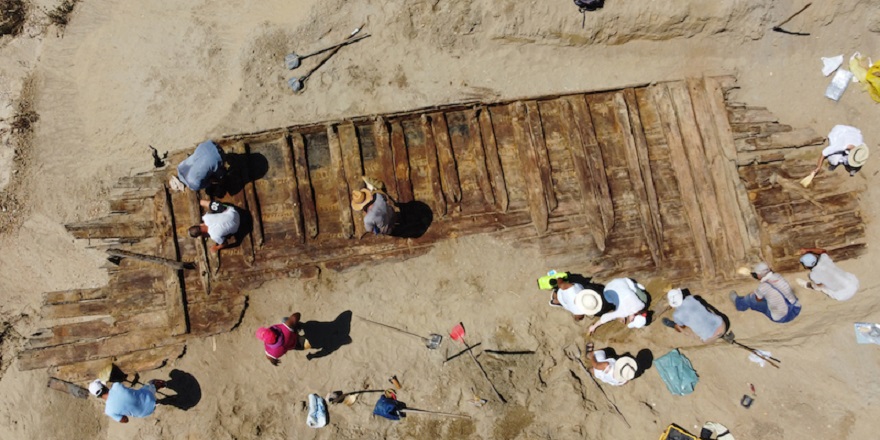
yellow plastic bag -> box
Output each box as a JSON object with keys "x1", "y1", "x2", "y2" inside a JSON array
[
  {"x1": 867, "y1": 61, "x2": 880, "y2": 103},
  {"x1": 849, "y1": 53, "x2": 871, "y2": 83}
]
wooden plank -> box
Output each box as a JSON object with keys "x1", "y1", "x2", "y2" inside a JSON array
[
  {"x1": 157, "y1": 186, "x2": 188, "y2": 336},
  {"x1": 187, "y1": 294, "x2": 247, "y2": 336},
  {"x1": 242, "y1": 144, "x2": 265, "y2": 248},
  {"x1": 568, "y1": 95, "x2": 614, "y2": 238},
  {"x1": 185, "y1": 189, "x2": 212, "y2": 294},
  {"x1": 430, "y1": 112, "x2": 462, "y2": 206},
  {"x1": 224, "y1": 142, "x2": 256, "y2": 267},
  {"x1": 291, "y1": 132, "x2": 319, "y2": 239},
  {"x1": 27, "y1": 311, "x2": 170, "y2": 349},
  {"x1": 420, "y1": 115, "x2": 447, "y2": 217},
  {"x1": 372, "y1": 117, "x2": 400, "y2": 201},
  {"x1": 281, "y1": 134, "x2": 305, "y2": 244},
  {"x1": 512, "y1": 102, "x2": 549, "y2": 235},
  {"x1": 48, "y1": 344, "x2": 186, "y2": 385},
  {"x1": 622, "y1": 88, "x2": 664, "y2": 263},
  {"x1": 17, "y1": 328, "x2": 184, "y2": 371},
  {"x1": 687, "y1": 77, "x2": 748, "y2": 266},
  {"x1": 467, "y1": 108, "x2": 496, "y2": 208},
  {"x1": 561, "y1": 98, "x2": 606, "y2": 251},
  {"x1": 327, "y1": 124, "x2": 354, "y2": 239},
  {"x1": 390, "y1": 121, "x2": 414, "y2": 203},
  {"x1": 524, "y1": 101, "x2": 558, "y2": 211},
  {"x1": 649, "y1": 84, "x2": 715, "y2": 277},
  {"x1": 66, "y1": 219, "x2": 154, "y2": 240},
  {"x1": 668, "y1": 81, "x2": 730, "y2": 275},
  {"x1": 477, "y1": 107, "x2": 508, "y2": 212},
  {"x1": 338, "y1": 122, "x2": 367, "y2": 238},
  {"x1": 43, "y1": 288, "x2": 107, "y2": 305}
]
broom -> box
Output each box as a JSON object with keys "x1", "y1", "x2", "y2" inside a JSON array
[{"x1": 799, "y1": 169, "x2": 817, "y2": 188}]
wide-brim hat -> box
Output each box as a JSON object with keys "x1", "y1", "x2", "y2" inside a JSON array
[
  {"x1": 350, "y1": 189, "x2": 373, "y2": 211},
  {"x1": 612, "y1": 356, "x2": 638, "y2": 383},
  {"x1": 850, "y1": 143, "x2": 869, "y2": 167},
  {"x1": 572, "y1": 289, "x2": 602, "y2": 316}
]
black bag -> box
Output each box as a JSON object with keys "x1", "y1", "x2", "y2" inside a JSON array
[{"x1": 573, "y1": 0, "x2": 603, "y2": 12}]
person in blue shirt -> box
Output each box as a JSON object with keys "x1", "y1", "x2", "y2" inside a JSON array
[
  {"x1": 175, "y1": 140, "x2": 227, "y2": 191},
  {"x1": 89, "y1": 379, "x2": 166, "y2": 423}
]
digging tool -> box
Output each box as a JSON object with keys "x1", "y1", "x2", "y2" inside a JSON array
[
  {"x1": 722, "y1": 332, "x2": 780, "y2": 368},
  {"x1": 449, "y1": 323, "x2": 507, "y2": 403},
  {"x1": 564, "y1": 345, "x2": 631, "y2": 428},
  {"x1": 443, "y1": 342, "x2": 481, "y2": 363},
  {"x1": 288, "y1": 29, "x2": 371, "y2": 92},
  {"x1": 357, "y1": 316, "x2": 442, "y2": 349},
  {"x1": 285, "y1": 31, "x2": 369, "y2": 70},
  {"x1": 484, "y1": 349, "x2": 535, "y2": 356},
  {"x1": 47, "y1": 377, "x2": 89, "y2": 399},
  {"x1": 326, "y1": 388, "x2": 385, "y2": 405},
  {"x1": 772, "y1": 2, "x2": 812, "y2": 36},
  {"x1": 399, "y1": 408, "x2": 471, "y2": 419}
]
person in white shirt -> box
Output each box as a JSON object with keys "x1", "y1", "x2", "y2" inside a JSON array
[
  {"x1": 797, "y1": 248, "x2": 859, "y2": 301},
  {"x1": 188, "y1": 200, "x2": 241, "y2": 253},
  {"x1": 588, "y1": 278, "x2": 648, "y2": 335},
  {"x1": 586, "y1": 343, "x2": 638, "y2": 386},
  {"x1": 549, "y1": 279, "x2": 603, "y2": 322},
  {"x1": 813, "y1": 125, "x2": 869, "y2": 177}
]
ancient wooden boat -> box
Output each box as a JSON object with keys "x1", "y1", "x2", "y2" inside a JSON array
[{"x1": 19, "y1": 76, "x2": 866, "y2": 387}]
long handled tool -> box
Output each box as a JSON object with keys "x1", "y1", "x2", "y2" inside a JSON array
[
  {"x1": 722, "y1": 332, "x2": 780, "y2": 368},
  {"x1": 399, "y1": 408, "x2": 471, "y2": 419},
  {"x1": 288, "y1": 27, "x2": 370, "y2": 92},
  {"x1": 450, "y1": 323, "x2": 507, "y2": 403},
  {"x1": 285, "y1": 32, "x2": 369, "y2": 70},
  {"x1": 564, "y1": 345, "x2": 631, "y2": 428},
  {"x1": 357, "y1": 316, "x2": 442, "y2": 349}
]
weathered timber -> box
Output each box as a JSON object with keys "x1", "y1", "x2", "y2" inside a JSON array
[
  {"x1": 27, "y1": 311, "x2": 170, "y2": 349},
  {"x1": 338, "y1": 123, "x2": 367, "y2": 238},
  {"x1": 568, "y1": 95, "x2": 614, "y2": 238},
  {"x1": 327, "y1": 125, "x2": 355, "y2": 239},
  {"x1": 512, "y1": 102, "x2": 549, "y2": 235},
  {"x1": 106, "y1": 248, "x2": 190, "y2": 271},
  {"x1": 157, "y1": 185, "x2": 189, "y2": 336},
  {"x1": 620, "y1": 89, "x2": 663, "y2": 265},
  {"x1": 668, "y1": 81, "x2": 731, "y2": 275},
  {"x1": 48, "y1": 344, "x2": 186, "y2": 385},
  {"x1": 477, "y1": 107, "x2": 508, "y2": 212},
  {"x1": 390, "y1": 121, "x2": 414, "y2": 203},
  {"x1": 66, "y1": 218, "x2": 154, "y2": 240},
  {"x1": 372, "y1": 117, "x2": 400, "y2": 201},
  {"x1": 467, "y1": 108, "x2": 496, "y2": 209},
  {"x1": 241, "y1": 144, "x2": 265, "y2": 249},
  {"x1": 419, "y1": 115, "x2": 448, "y2": 217},
  {"x1": 524, "y1": 101, "x2": 558, "y2": 212},
  {"x1": 560, "y1": 98, "x2": 606, "y2": 251},
  {"x1": 649, "y1": 84, "x2": 715, "y2": 277},
  {"x1": 687, "y1": 77, "x2": 747, "y2": 264},
  {"x1": 43, "y1": 288, "x2": 107, "y2": 305},
  {"x1": 291, "y1": 132, "x2": 319, "y2": 239},
  {"x1": 185, "y1": 189, "x2": 212, "y2": 294},
  {"x1": 430, "y1": 112, "x2": 463, "y2": 206}
]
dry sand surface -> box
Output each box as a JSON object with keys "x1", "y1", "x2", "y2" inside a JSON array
[{"x1": 2, "y1": 1, "x2": 880, "y2": 439}]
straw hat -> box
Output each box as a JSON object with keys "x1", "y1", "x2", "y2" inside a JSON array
[
  {"x1": 849, "y1": 143, "x2": 869, "y2": 167},
  {"x1": 612, "y1": 356, "x2": 638, "y2": 383},
  {"x1": 573, "y1": 289, "x2": 602, "y2": 316},
  {"x1": 350, "y1": 189, "x2": 373, "y2": 211},
  {"x1": 667, "y1": 288, "x2": 684, "y2": 308}
]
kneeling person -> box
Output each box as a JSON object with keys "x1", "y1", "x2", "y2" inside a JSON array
[
  {"x1": 586, "y1": 344, "x2": 638, "y2": 387},
  {"x1": 89, "y1": 379, "x2": 166, "y2": 423},
  {"x1": 549, "y1": 279, "x2": 603, "y2": 322},
  {"x1": 798, "y1": 248, "x2": 859, "y2": 301},
  {"x1": 663, "y1": 288, "x2": 727, "y2": 343},
  {"x1": 188, "y1": 200, "x2": 240, "y2": 253}
]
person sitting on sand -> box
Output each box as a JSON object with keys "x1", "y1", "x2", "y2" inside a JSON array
[
  {"x1": 188, "y1": 199, "x2": 240, "y2": 253},
  {"x1": 549, "y1": 279, "x2": 603, "y2": 322},
  {"x1": 812, "y1": 125, "x2": 869, "y2": 177},
  {"x1": 796, "y1": 248, "x2": 859, "y2": 301},
  {"x1": 173, "y1": 140, "x2": 228, "y2": 191},
  {"x1": 662, "y1": 288, "x2": 728, "y2": 343},
  {"x1": 586, "y1": 343, "x2": 638, "y2": 387},
  {"x1": 89, "y1": 378, "x2": 166, "y2": 423},
  {"x1": 351, "y1": 177, "x2": 397, "y2": 236},
  {"x1": 588, "y1": 278, "x2": 648, "y2": 335},
  {"x1": 256, "y1": 313, "x2": 309, "y2": 366},
  {"x1": 730, "y1": 262, "x2": 801, "y2": 324}
]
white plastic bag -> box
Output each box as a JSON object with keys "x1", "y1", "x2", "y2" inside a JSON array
[{"x1": 306, "y1": 393, "x2": 328, "y2": 428}]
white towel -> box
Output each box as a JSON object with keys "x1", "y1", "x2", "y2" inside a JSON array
[{"x1": 306, "y1": 393, "x2": 328, "y2": 428}]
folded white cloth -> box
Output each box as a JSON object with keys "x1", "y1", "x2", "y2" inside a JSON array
[
  {"x1": 306, "y1": 393, "x2": 328, "y2": 428},
  {"x1": 748, "y1": 350, "x2": 772, "y2": 368}
]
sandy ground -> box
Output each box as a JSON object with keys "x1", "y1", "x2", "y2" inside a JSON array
[{"x1": 1, "y1": 1, "x2": 880, "y2": 439}]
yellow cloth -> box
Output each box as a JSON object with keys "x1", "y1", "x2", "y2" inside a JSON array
[{"x1": 867, "y1": 61, "x2": 880, "y2": 103}]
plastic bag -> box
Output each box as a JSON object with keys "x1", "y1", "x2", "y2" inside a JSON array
[
  {"x1": 306, "y1": 393, "x2": 328, "y2": 428},
  {"x1": 654, "y1": 349, "x2": 698, "y2": 395}
]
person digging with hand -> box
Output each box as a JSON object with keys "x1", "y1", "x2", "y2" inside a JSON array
[
  {"x1": 730, "y1": 262, "x2": 801, "y2": 324},
  {"x1": 588, "y1": 278, "x2": 648, "y2": 335},
  {"x1": 585, "y1": 343, "x2": 638, "y2": 387},
  {"x1": 188, "y1": 199, "x2": 240, "y2": 253},
  {"x1": 549, "y1": 279, "x2": 603, "y2": 322},
  {"x1": 351, "y1": 177, "x2": 398, "y2": 236},
  {"x1": 256, "y1": 312, "x2": 310, "y2": 366},
  {"x1": 796, "y1": 248, "x2": 859, "y2": 301},
  {"x1": 662, "y1": 288, "x2": 728, "y2": 343},
  {"x1": 89, "y1": 378, "x2": 166, "y2": 423}
]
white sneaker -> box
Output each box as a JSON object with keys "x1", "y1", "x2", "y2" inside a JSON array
[{"x1": 796, "y1": 278, "x2": 810, "y2": 289}]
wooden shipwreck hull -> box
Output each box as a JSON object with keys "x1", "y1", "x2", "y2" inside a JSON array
[{"x1": 19, "y1": 76, "x2": 866, "y2": 386}]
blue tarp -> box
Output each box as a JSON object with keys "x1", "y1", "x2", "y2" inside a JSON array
[{"x1": 655, "y1": 349, "x2": 698, "y2": 395}]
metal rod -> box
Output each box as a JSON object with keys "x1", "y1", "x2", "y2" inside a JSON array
[{"x1": 356, "y1": 316, "x2": 426, "y2": 340}]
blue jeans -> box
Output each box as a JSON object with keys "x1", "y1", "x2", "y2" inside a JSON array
[{"x1": 735, "y1": 293, "x2": 800, "y2": 323}]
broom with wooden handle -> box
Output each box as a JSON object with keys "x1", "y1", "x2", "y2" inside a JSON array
[{"x1": 799, "y1": 169, "x2": 817, "y2": 188}]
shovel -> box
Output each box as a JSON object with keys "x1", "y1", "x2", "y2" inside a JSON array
[
  {"x1": 450, "y1": 323, "x2": 507, "y2": 403},
  {"x1": 288, "y1": 30, "x2": 371, "y2": 92},
  {"x1": 326, "y1": 388, "x2": 385, "y2": 405},
  {"x1": 356, "y1": 316, "x2": 442, "y2": 349},
  {"x1": 285, "y1": 32, "x2": 370, "y2": 70},
  {"x1": 400, "y1": 408, "x2": 471, "y2": 419},
  {"x1": 722, "y1": 331, "x2": 781, "y2": 368}
]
